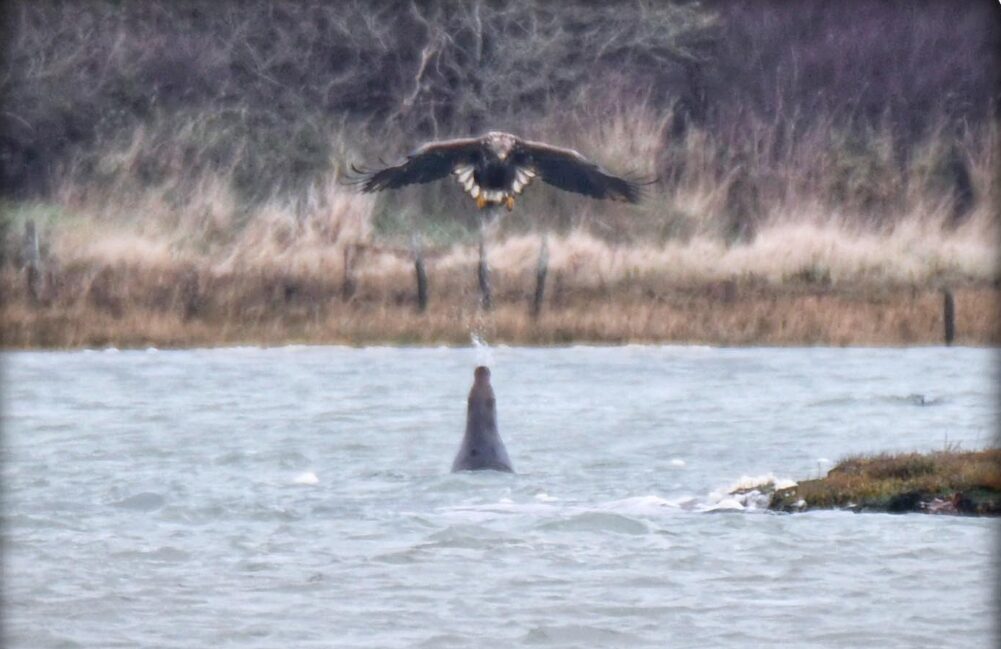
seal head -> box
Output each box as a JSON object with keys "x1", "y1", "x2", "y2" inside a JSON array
[{"x1": 451, "y1": 366, "x2": 514, "y2": 473}]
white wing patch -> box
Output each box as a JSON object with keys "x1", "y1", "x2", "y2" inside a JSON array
[
  {"x1": 452, "y1": 164, "x2": 537, "y2": 203},
  {"x1": 453, "y1": 164, "x2": 482, "y2": 197},
  {"x1": 512, "y1": 167, "x2": 536, "y2": 195}
]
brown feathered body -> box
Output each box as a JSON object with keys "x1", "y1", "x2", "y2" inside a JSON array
[{"x1": 352, "y1": 131, "x2": 642, "y2": 210}]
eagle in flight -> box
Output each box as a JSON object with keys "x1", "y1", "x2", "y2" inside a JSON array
[{"x1": 352, "y1": 131, "x2": 643, "y2": 211}]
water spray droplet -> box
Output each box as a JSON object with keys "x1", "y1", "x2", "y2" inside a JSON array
[{"x1": 471, "y1": 332, "x2": 493, "y2": 366}]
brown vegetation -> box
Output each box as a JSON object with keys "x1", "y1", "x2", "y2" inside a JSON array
[
  {"x1": 769, "y1": 449, "x2": 1001, "y2": 516},
  {"x1": 1, "y1": 2, "x2": 998, "y2": 348},
  {"x1": 2, "y1": 238, "x2": 997, "y2": 348}
]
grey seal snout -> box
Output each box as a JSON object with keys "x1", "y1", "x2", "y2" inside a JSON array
[{"x1": 451, "y1": 366, "x2": 514, "y2": 473}]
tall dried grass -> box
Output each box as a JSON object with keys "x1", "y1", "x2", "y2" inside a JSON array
[
  {"x1": 2, "y1": 110, "x2": 998, "y2": 349},
  {"x1": 35, "y1": 107, "x2": 1000, "y2": 281}
]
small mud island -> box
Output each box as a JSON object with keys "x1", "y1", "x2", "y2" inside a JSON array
[{"x1": 764, "y1": 449, "x2": 1001, "y2": 516}]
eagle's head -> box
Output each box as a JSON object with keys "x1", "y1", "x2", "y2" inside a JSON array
[{"x1": 484, "y1": 131, "x2": 517, "y2": 161}]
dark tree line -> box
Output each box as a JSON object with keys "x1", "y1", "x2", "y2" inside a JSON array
[{"x1": 1, "y1": 0, "x2": 997, "y2": 201}]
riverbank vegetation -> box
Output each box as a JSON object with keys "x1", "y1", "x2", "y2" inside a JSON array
[
  {"x1": 768, "y1": 449, "x2": 1001, "y2": 516},
  {"x1": 1, "y1": 1, "x2": 998, "y2": 348}
]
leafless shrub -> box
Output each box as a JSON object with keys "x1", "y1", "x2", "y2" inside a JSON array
[
  {"x1": 1, "y1": 0, "x2": 715, "y2": 200},
  {"x1": 0, "y1": 0, "x2": 997, "y2": 239}
]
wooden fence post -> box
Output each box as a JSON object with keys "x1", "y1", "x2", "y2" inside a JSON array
[
  {"x1": 942, "y1": 288, "x2": 955, "y2": 345},
  {"x1": 341, "y1": 244, "x2": 356, "y2": 300},
  {"x1": 181, "y1": 268, "x2": 200, "y2": 321},
  {"x1": 23, "y1": 219, "x2": 41, "y2": 304},
  {"x1": 412, "y1": 234, "x2": 428, "y2": 312},
  {"x1": 0, "y1": 216, "x2": 8, "y2": 267},
  {"x1": 531, "y1": 235, "x2": 549, "y2": 318}
]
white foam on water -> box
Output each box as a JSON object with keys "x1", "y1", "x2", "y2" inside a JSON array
[
  {"x1": 703, "y1": 497, "x2": 747, "y2": 512},
  {"x1": 724, "y1": 473, "x2": 797, "y2": 493},
  {"x1": 438, "y1": 487, "x2": 788, "y2": 523},
  {"x1": 442, "y1": 494, "x2": 695, "y2": 524},
  {"x1": 439, "y1": 500, "x2": 558, "y2": 523},
  {"x1": 702, "y1": 473, "x2": 799, "y2": 512},
  {"x1": 602, "y1": 495, "x2": 684, "y2": 515},
  {"x1": 669, "y1": 458, "x2": 686, "y2": 467},
  {"x1": 293, "y1": 471, "x2": 319, "y2": 486}
]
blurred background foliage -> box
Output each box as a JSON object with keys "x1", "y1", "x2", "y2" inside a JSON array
[{"x1": 0, "y1": 0, "x2": 998, "y2": 243}]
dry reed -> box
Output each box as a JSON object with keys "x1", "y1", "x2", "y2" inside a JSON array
[{"x1": 2, "y1": 110, "x2": 998, "y2": 349}]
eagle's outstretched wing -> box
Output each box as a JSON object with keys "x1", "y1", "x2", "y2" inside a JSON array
[
  {"x1": 515, "y1": 139, "x2": 644, "y2": 203},
  {"x1": 351, "y1": 137, "x2": 482, "y2": 192}
]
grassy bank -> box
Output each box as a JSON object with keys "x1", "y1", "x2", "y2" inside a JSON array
[
  {"x1": 2, "y1": 93, "x2": 998, "y2": 350},
  {"x1": 3, "y1": 193, "x2": 999, "y2": 349},
  {"x1": 4, "y1": 282, "x2": 997, "y2": 349},
  {"x1": 2, "y1": 198, "x2": 998, "y2": 349},
  {"x1": 2, "y1": 258, "x2": 997, "y2": 349},
  {"x1": 768, "y1": 449, "x2": 1001, "y2": 516},
  {"x1": 2, "y1": 2, "x2": 998, "y2": 349}
]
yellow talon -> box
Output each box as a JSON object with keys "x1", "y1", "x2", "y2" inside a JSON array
[
  {"x1": 476, "y1": 195, "x2": 487, "y2": 209},
  {"x1": 505, "y1": 195, "x2": 515, "y2": 211}
]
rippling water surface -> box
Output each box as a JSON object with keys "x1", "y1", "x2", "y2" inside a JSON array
[{"x1": 3, "y1": 345, "x2": 998, "y2": 648}]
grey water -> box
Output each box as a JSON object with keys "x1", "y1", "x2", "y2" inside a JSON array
[{"x1": 3, "y1": 345, "x2": 997, "y2": 648}]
